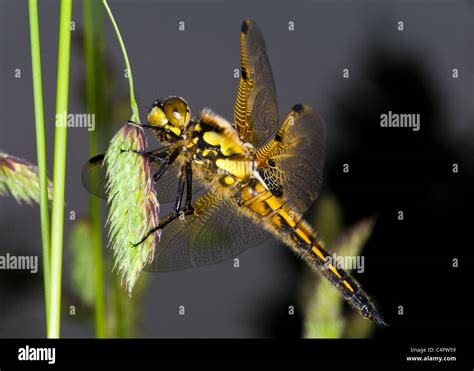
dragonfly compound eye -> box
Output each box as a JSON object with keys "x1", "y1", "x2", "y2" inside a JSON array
[{"x1": 163, "y1": 96, "x2": 191, "y2": 128}]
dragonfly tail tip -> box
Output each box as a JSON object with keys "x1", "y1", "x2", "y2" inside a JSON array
[{"x1": 372, "y1": 310, "x2": 389, "y2": 328}]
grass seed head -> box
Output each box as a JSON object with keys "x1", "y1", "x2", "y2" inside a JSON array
[
  {"x1": 104, "y1": 123, "x2": 160, "y2": 295},
  {"x1": 0, "y1": 151, "x2": 53, "y2": 204}
]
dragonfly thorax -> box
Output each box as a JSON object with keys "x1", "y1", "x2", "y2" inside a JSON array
[{"x1": 185, "y1": 109, "x2": 257, "y2": 187}]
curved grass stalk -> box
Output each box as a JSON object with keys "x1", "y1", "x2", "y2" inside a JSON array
[
  {"x1": 102, "y1": 0, "x2": 139, "y2": 123},
  {"x1": 101, "y1": 1, "x2": 159, "y2": 298}
]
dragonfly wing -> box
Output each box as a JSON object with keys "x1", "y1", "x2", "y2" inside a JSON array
[
  {"x1": 81, "y1": 147, "x2": 203, "y2": 203},
  {"x1": 146, "y1": 191, "x2": 272, "y2": 272},
  {"x1": 81, "y1": 154, "x2": 108, "y2": 199},
  {"x1": 256, "y1": 104, "x2": 325, "y2": 214},
  {"x1": 234, "y1": 20, "x2": 279, "y2": 147}
]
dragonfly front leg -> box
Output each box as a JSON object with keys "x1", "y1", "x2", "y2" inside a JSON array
[
  {"x1": 132, "y1": 177, "x2": 184, "y2": 247},
  {"x1": 120, "y1": 149, "x2": 168, "y2": 162},
  {"x1": 132, "y1": 162, "x2": 194, "y2": 248},
  {"x1": 131, "y1": 206, "x2": 194, "y2": 247},
  {"x1": 152, "y1": 148, "x2": 180, "y2": 183},
  {"x1": 120, "y1": 147, "x2": 179, "y2": 183}
]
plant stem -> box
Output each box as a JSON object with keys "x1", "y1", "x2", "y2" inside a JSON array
[
  {"x1": 28, "y1": 0, "x2": 51, "y2": 333},
  {"x1": 94, "y1": 1, "x2": 110, "y2": 150},
  {"x1": 102, "y1": 0, "x2": 140, "y2": 123},
  {"x1": 48, "y1": 0, "x2": 72, "y2": 339},
  {"x1": 113, "y1": 274, "x2": 125, "y2": 337},
  {"x1": 83, "y1": 0, "x2": 106, "y2": 338}
]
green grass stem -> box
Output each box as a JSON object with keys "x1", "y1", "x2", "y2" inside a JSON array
[
  {"x1": 48, "y1": 0, "x2": 73, "y2": 338},
  {"x1": 28, "y1": 0, "x2": 51, "y2": 333},
  {"x1": 83, "y1": 0, "x2": 106, "y2": 339}
]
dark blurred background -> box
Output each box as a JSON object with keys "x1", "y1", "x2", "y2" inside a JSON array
[{"x1": 0, "y1": 0, "x2": 473, "y2": 338}]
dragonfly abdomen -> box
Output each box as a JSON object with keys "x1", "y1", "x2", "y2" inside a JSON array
[
  {"x1": 239, "y1": 179, "x2": 387, "y2": 327},
  {"x1": 240, "y1": 180, "x2": 354, "y2": 287}
]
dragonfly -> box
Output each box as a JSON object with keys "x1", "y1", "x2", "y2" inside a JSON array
[{"x1": 82, "y1": 20, "x2": 387, "y2": 327}]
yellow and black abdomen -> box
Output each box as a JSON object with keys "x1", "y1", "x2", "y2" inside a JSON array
[{"x1": 238, "y1": 179, "x2": 387, "y2": 326}]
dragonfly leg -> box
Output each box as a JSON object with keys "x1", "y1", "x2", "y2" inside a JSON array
[
  {"x1": 172, "y1": 167, "x2": 185, "y2": 216},
  {"x1": 183, "y1": 161, "x2": 193, "y2": 210},
  {"x1": 131, "y1": 162, "x2": 192, "y2": 248},
  {"x1": 152, "y1": 148, "x2": 180, "y2": 183},
  {"x1": 171, "y1": 162, "x2": 195, "y2": 216},
  {"x1": 130, "y1": 207, "x2": 194, "y2": 247},
  {"x1": 127, "y1": 120, "x2": 157, "y2": 131},
  {"x1": 135, "y1": 123, "x2": 159, "y2": 130},
  {"x1": 120, "y1": 149, "x2": 168, "y2": 162}
]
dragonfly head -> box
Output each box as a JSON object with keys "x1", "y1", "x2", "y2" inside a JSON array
[{"x1": 147, "y1": 96, "x2": 191, "y2": 144}]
